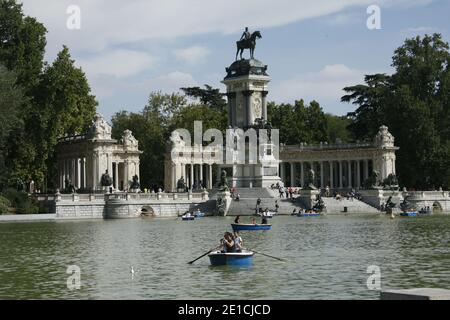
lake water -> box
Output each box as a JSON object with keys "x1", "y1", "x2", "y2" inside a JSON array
[{"x1": 0, "y1": 214, "x2": 449, "y2": 299}]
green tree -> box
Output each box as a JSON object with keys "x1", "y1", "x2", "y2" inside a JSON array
[
  {"x1": 268, "y1": 99, "x2": 329, "y2": 145},
  {"x1": 0, "y1": 65, "x2": 24, "y2": 189},
  {"x1": 325, "y1": 113, "x2": 352, "y2": 143},
  {"x1": 342, "y1": 34, "x2": 450, "y2": 189},
  {"x1": 181, "y1": 85, "x2": 227, "y2": 111},
  {"x1": 0, "y1": 0, "x2": 46, "y2": 91},
  {"x1": 35, "y1": 46, "x2": 97, "y2": 188}
]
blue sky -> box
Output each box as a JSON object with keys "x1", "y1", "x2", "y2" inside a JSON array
[{"x1": 20, "y1": 0, "x2": 450, "y2": 120}]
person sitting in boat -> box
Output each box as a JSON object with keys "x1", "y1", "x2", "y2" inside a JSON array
[
  {"x1": 221, "y1": 232, "x2": 235, "y2": 253},
  {"x1": 292, "y1": 209, "x2": 297, "y2": 216},
  {"x1": 233, "y1": 232, "x2": 243, "y2": 252},
  {"x1": 261, "y1": 216, "x2": 268, "y2": 225},
  {"x1": 251, "y1": 217, "x2": 257, "y2": 225},
  {"x1": 234, "y1": 215, "x2": 241, "y2": 224}
]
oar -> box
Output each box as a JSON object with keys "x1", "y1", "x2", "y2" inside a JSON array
[
  {"x1": 246, "y1": 248, "x2": 286, "y2": 262},
  {"x1": 188, "y1": 245, "x2": 222, "y2": 265}
]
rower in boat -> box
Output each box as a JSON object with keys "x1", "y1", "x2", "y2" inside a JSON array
[
  {"x1": 220, "y1": 232, "x2": 236, "y2": 253},
  {"x1": 234, "y1": 215, "x2": 241, "y2": 224},
  {"x1": 233, "y1": 232, "x2": 243, "y2": 252},
  {"x1": 261, "y1": 216, "x2": 268, "y2": 225}
]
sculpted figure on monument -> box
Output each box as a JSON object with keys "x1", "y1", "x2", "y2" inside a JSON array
[
  {"x1": 64, "y1": 176, "x2": 76, "y2": 194},
  {"x1": 130, "y1": 174, "x2": 141, "y2": 192},
  {"x1": 382, "y1": 173, "x2": 399, "y2": 190},
  {"x1": 363, "y1": 170, "x2": 381, "y2": 189},
  {"x1": 100, "y1": 170, "x2": 113, "y2": 187},
  {"x1": 304, "y1": 168, "x2": 317, "y2": 190},
  {"x1": 90, "y1": 113, "x2": 112, "y2": 140},
  {"x1": 236, "y1": 27, "x2": 262, "y2": 60},
  {"x1": 219, "y1": 170, "x2": 230, "y2": 191},
  {"x1": 177, "y1": 176, "x2": 186, "y2": 191}
]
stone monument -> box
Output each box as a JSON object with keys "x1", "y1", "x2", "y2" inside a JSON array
[{"x1": 221, "y1": 27, "x2": 281, "y2": 188}]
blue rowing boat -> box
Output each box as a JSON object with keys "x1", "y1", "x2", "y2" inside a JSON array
[
  {"x1": 208, "y1": 250, "x2": 254, "y2": 266},
  {"x1": 297, "y1": 213, "x2": 321, "y2": 217},
  {"x1": 400, "y1": 211, "x2": 418, "y2": 217},
  {"x1": 181, "y1": 215, "x2": 195, "y2": 221},
  {"x1": 231, "y1": 223, "x2": 272, "y2": 231}
]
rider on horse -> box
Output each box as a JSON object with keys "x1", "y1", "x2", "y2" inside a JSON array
[{"x1": 240, "y1": 27, "x2": 251, "y2": 41}]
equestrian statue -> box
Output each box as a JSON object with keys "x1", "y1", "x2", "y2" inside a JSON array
[{"x1": 236, "y1": 27, "x2": 262, "y2": 60}]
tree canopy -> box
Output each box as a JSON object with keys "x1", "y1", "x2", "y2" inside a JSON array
[{"x1": 342, "y1": 33, "x2": 450, "y2": 189}]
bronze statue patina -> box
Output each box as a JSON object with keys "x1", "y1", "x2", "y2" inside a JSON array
[
  {"x1": 130, "y1": 175, "x2": 140, "y2": 191},
  {"x1": 384, "y1": 196, "x2": 397, "y2": 214},
  {"x1": 100, "y1": 170, "x2": 113, "y2": 187},
  {"x1": 236, "y1": 28, "x2": 262, "y2": 60},
  {"x1": 177, "y1": 176, "x2": 186, "y2": 191},
  {"x1": 64, "y1": 176, "x2": 76, "y2": 194}
]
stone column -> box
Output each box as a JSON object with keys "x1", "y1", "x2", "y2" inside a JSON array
[
  {"x1": 200, "y1": 164, "x2": 204, "y2": 188},
  {"x1": 364, "y1": 159, "x2": 369, "y2": 180},
  {"x1": 280, "y1": 163, "x2": 286, "y2": 184},
  {"x1": 114, "y1": 162, "x2": 119, "y2": 190},
  {"x1": 320, "y1": 161, "x2": 324, "y2": 188},
  {"x1": 208, "y1": 164, "x2": 213, "y2": 189},
  {"x1": 300, "y1": 162, "x2": 305, "y2": 188},
  {"x1": 190, "y1": 163, "x2": 194, "y2": 190},
  {"x1": 329, "y1": 161, "x2": 334, "y2": 189},
  {"x1": 348, "y1": 160, "x2": 352, "y2": 188},
  {"x1": 124, "y1": 159, "x2": 129, "y2": 190},
  {"x1": 227, "y1": 92, "x2": 236, "y2": 127},
  {"x1": 339, "y1": 161, "x2": 343, "y2": 189},
  {"x1": 92, "y1": 154, "x2": 98, "y2": 190},
  {"x1": 290, "y1": 162, "x2": 295, "y2": 187},
  {"x1": 77, "y1": 158, "x2": 81, "y2": 189},
  {"x1": 243, "y1": 90, "x2": 254, "y2": 126},
  {"x1": 59, "y1": 161, "x2": 63, "y2": 189},
  {"x1": 262, "y1": 91, "x2": 268, "y2": 121},
  {"x1": 356, "y1": 160, "x2": 361, "y2": 188}
]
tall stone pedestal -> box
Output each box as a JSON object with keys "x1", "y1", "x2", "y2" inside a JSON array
[
  {"x1": 298, "y1": 189, "x2": 320, "y2": 210},
  {"x1": 216, "y1": 191, "x2": 232, "y2": 216}
]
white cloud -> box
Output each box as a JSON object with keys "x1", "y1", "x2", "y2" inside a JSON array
[
  {"x1": 77, "y1": 50, "x2": 156, "y2": 78},
  {"x1": 19, "y1": 0, "x2": 435, "y2": 54},
  {"x1": 271, "y1": 64, "x2": 367, "y2": 111},
  {"x1": 174, "y1": 46, "x2": 210, "y2": 65}
]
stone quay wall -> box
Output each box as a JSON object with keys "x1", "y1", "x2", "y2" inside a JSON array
[{"x1": 35, "y1": 191, "x2": 210, "y2": 219}]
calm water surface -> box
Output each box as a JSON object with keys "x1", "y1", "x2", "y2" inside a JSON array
[{"x1": 0, "y1": 214, "x2": 449, "y2": 299}]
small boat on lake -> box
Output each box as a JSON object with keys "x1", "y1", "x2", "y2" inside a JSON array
[
  {"x1": 181, "y1": 214, "x2": 195, "y2": 221},
  {"x1": 297, "y1": 213, "x2": 321, "y2": 217},
  {"x1": 194, "y1": 211, "x2": 205, "y2": 218},
  {"x1": 231, "y1": 223, "x2": 272, "y2": 231},
  {"x1": 400, "y1": 211, "x2": 418, "y2": 217},
  {"x1": 257, "y1": 211, "x2": 276, "y2": 219},
  {"x1": 418, "y1": 208, "x2": 432, "y2": 215},
  {"x1": 208, "y1": 250, "x2": 254, "y2": 266}
]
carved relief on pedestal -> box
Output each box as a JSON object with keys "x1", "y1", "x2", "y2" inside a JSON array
[{"x1": 252, "y1": 94, "x2": 262, "y2": 119}]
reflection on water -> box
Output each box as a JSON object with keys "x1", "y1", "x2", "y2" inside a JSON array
[{"x1": 0, "y1": 214, "x2": 449, "y2": 299}]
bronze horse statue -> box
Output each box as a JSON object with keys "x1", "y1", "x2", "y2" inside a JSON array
[{"x1": 236, "y1": 31, "x2": 262, "y2": 60}]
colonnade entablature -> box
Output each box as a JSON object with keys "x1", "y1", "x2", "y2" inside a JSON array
[
  {"x1": 278, "y1": 125, "x2": 399, "y2": 189},
  {"x1": 56, "y1": 113, "x2": 142, "y2": 192}
]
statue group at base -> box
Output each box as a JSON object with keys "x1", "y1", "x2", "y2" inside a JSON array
[
  {"x1": 304, "y1": 168, "x2": 318, "y2": 190},
  {"x1": 100, "y1": 170, "x2": 113, "y2": 193},
  {"x1": 130, "y1": 175, "x2": 141, "y2": 193}
]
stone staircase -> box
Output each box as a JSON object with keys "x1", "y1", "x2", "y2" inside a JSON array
[
  {"x1": 321, "y1": 197, "x2": 379, "y2": 214},
  {"x1": 227, "y1": 188, "x2": 306, "y2": 216}
]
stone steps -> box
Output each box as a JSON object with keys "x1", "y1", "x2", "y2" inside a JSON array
[{"x1": 321, "y1": 197, "x2": 379, "y2": 214}]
